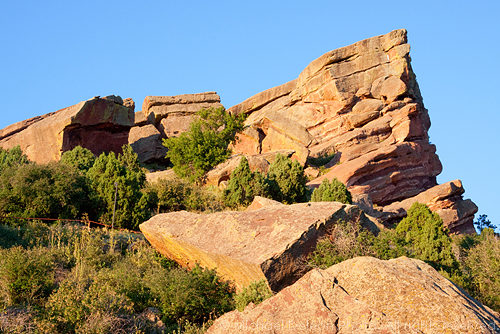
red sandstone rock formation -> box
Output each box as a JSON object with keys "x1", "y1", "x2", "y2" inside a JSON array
[
  {"x1": 139, "y1": 200, "x2": 379, "y2": 292},
  {"x1": 208, "y1": 257, "x2": 500, "y2": 334},
  {"x1": 128, "y1": 92, "x2": 224, "y2": 165},
  {"x1": 0, "y1": 96, "x2": 134, "y2": 163},
  {"x1": 227, "y1": 29, "x2": 476, "y2": 233}
]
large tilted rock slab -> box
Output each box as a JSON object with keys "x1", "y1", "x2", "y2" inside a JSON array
[
  {"x1": 227, "y1": 29, "x2": 476, "y2": 233},
  {"x1": 139, "y1": 201, "x2": 378, "y2": 292},
  {"x1": 0, "y1": 96, "x2": 134, "y2": 163},
  {"x1": 208, "y1": 257, "x2": 500, "y2": 334}
]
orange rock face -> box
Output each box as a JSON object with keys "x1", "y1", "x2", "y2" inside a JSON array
[
  {"x1": 208, "y1": 257, "x2": 500, "y2": 334},
  {"x1": 227, "y1": 29, "x2": 476, "y2": 233},
  {"x1": 139, "y1": 200, "x2": 378, "y2": 292},
  {"x1": 0, "y1": 96, "x2": 134, "y2": 163}
]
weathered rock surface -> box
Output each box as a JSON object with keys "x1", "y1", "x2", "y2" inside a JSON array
[
  {"x1": 0, "y1": 96, "x2": 134, "y2": 163},
  {"x1": 379, "y1": 180, "x2": 478, "y2": 233},
  {"x1": 142, "y1": 92, "x2": 223, "y2": 137},
  {"x1": 227, "y1": 29, "x2": 475, "y2": 233},
  {"x1": 128, "y1": 124, "x2": 167, "y2": 165},
  {"x1": 139, "y1": 201, "x2": 378, "y2": 292},
  {"x1": 145, "y1": 169, "x2": 176, "y2": 184},
  {"x1": 127, "y1": 92, "x2": 224, "y2": 166},
  {"x1": 208, "y1": 257, "x2": 500, "y2": 334}
]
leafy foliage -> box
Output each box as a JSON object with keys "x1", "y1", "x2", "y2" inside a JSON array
[
  {"x1": 223, "y1": 157, "x2": 270, "y2": 208},
  {"x1": 462, "y1": 228, "x2": 500, "y2": 311},
  {"x1": 147, "y1": 178, "x2": 224, "y2": 214},
  {"x1": 163, "y1": 107, "x2": 245, "y2": 183},
  {"x1": 266, "y1": 154, "x2": 307, "y2": 204},
  {"x1": 311, "y1": 178, "x2": 352, "y2": 204},
  {"x1": 234, "y1": 280, "x2": 273, "y2": 311},
  {"x1": 147, "y1": 265, "x2": 235, "y2": 325},
  {"x1": 0, "y1": 146, "x2": 29, "y2": 174},
  {"x1": 87, "y1": 145, "x2": 152, "y2": 229},
  {"x1": 395, "y1": 202, "x2": 458, "y2": 272},
  {"x1": 0, "y1": 222, "x2": 235, "y2": 332},
  {"x1": 474, "y1": 214, "x2": 497, "y2": 233},
  {"x1": 308, "y1": 219, "x2": 376, "y2": 269},
  {"x1": 0, "y1": 162, "x2": 96, "y2": 220},
  {"x1": 60, "y1": 146, "x2": 96, "y2": 173},
  {"x1": 0, "y1": 246, "x2": 56, "y2": 309}
]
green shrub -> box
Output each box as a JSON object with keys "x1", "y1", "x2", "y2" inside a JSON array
[
  {"x1": 163, "y1": 107, "x2": 245, "y2": 183},
  {"x1": 0, "y1": 246, "x2": 56, "y2": 309},
  {"x1": 267, "y1": 154, "x2": 307, "y2": 204},
  {"x1": 0, "y1": 146, "x2": 29, "y2": 174},
  {"x1": 395, "y1": 203, "x2": 458, "y2": 272},
  {"x1": 61, "y1": 146, "x2": 96, "y2": 173},
  {"x1": 308, "y1": 219, "x2": 375, "y2": 269},
  {"x1": 0, "y1": 162, "x2": 96, "y2": 221},
  {"x1": 223, "y1": 157, "x2": 270, "y2": 208},
  {"x1": 463, "y1": 228, "x2": 500, "y2": 311},
  {"x1": 234, "y1": 280, "x2": 272, "y2": 311},
  {"x1": 146, "y1": 265, "x2": 235, "y2": 325},
  {"x1": 311, "y1": 178, "x2": 352, "y2": 204},
  {"x1": 87, "y1": 145, "x2": 152, "y2": 229},
  {"x1": 148, "y1": 178, "x2": 224, "y2": 214}
]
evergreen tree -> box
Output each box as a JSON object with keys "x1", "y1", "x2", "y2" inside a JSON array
[
  {"x1": 163, "y1": 107, "x2": 245, "y2": 183},
  {"x1": 223, "y1": 157, "x2": 269, "y2": 208},
  {"x1": 311, "y1": 178, "x2": 352, "y2": 204},
  {"x1": 266, "y1": 154, "x2": 307, "y2": 204},
  {"x1": 87, "y1": 145, "x2": 151, "y2": 229}
]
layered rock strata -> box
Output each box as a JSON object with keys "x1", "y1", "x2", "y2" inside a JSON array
[
  {"x1": 208, "y1": 256, "x2": 500, "y2": 334},
  {"x1": 142, "y1": 91, "x2": 223, "y2": 137},
  {"x1": 0, "y1": 96, "x2": 134, "y2": 163},
  {"x1": 128, "y1": 92, "x2": 223, "y2": 165},
  {"x1": 139, "y1": 200, "x2": 378, "y2": 292},
  {"x1": 227, "y1": 29, "x2": 476, "y2": 233}
]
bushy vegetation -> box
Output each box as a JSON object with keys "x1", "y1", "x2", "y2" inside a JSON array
[
  {"x1": 0, "y1": 162, "x2": 96, "y2": 221},
  {"x1": 0, "y1": 222, "x2": 236, "y2": 333},
  {"x1": 60, "y1": 145, "x2": 96, "y2": 173},
  {"x1": 163, "y1": 107, "x2": 245, "y2": 183},
  {"x1": 266, "y1": 154, "x2": 308, "y2": 204},
  {"x1": 147, "y1": 178, "x2": 224, "y2": 214},
  {"x1": 0, "y1": 145, "x2": 155, "y2": 230},
  {"x1": 234, "y1": 280, "x2": 273, "y2": 311},
  {"x1": 223, "y1": 157, "x2": 269, "y2": 208},
  {"x1": 87, "y1": 145, "x2": 151, "y2": 229},
  {"x1": 308, "y1": 203, "x2": 500, "y2": 312},
  {"x1": 311, "y1": 178, "x2": 352, "y2": 204}
]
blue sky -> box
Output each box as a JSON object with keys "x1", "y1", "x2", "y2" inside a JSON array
[{"x1": 1, "y1": 1, "x2": 498, "y2": 229}]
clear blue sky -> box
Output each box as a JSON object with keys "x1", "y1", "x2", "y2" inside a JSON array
[{"x1": 1, "y1": 1, "x2": 498, "y2": 230}]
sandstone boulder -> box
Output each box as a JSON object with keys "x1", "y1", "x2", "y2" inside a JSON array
[
  {"x1": 142, "y1": 92, "x2": 223, "y2": 137},
  {"x1": 139, "y1": 202, "x2": 378, "y2": 292},
  {"x1": 379, "y1": 180, "x2": 478, "y2": 234},
  {"x1": 0, "y1": 96, "x2": 134, "y2": 163},
  {"x1": 145, "y1": 169, "x2": 176, "y2": 184},
  {"x1": 208, "y1": 257, "x2": 500, "y2": 334},
  {"x1": 128, "y1": 124, "x2": 167, "y2": 164},
  {"x1": 226, "y1": 29, "x2": 476, "y2": 232}
]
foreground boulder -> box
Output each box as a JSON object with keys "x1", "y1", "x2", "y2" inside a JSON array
[
  {"x1": 0, "y1": 96, "x2": 134, "y2": 163},
  {"x1": 139, "y1": 201, "x2": 378, "y2": 292},
  {"x1": 208, "y1": 257, "x2": 500, "y2": 334},
  {"x1": 227, "y1": 29, "x2": 476, "y2": 233}
]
